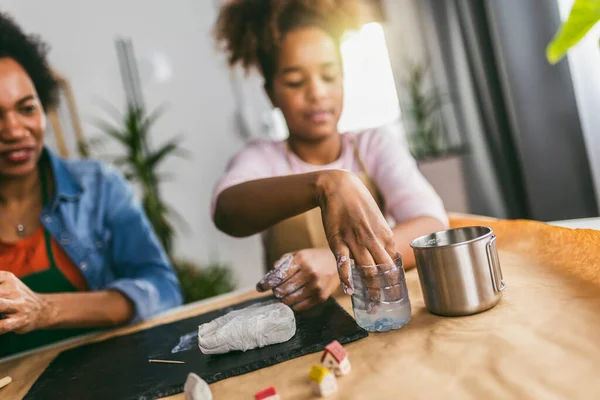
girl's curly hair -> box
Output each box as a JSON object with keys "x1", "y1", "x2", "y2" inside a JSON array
[{"x1": 214, "y1": 0, "x2": 362, "y2": 88}]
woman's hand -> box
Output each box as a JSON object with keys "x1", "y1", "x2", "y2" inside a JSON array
[
  {"x1": 316, "y1": 170, "x2": 399, "y2": 295},
  {"x1": 257, "y1": 249, "x2": 340, "y2": 311},
  {"x1": 0, "y1": 271, "x2": 49, "y2": 334}
]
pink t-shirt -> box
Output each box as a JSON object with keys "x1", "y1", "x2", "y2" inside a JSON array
[{"x1": 212, "y1": 124, "x2": 449, "y2": 231}]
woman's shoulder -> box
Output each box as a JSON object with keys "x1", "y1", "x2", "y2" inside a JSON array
[
  {"x1": 62, "y1": 158, "x2": 121, "y2": 181},
  {"x1": 58, "y1": 157, "x2": 129, "y2": 196}
]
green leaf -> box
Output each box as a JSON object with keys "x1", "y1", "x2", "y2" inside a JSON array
[
  {"x1": 546, "y1": 0, "x2": 600, "y2": 64},
  {"x1": 97, "y1": 127, "x2": 128, "y2": 146},
  {"x1": 147, "y1": 138, "x2": 182, "y2": 169},
  {"x1": 141, "y1": 104, "x2": 169, "y2": 132}
]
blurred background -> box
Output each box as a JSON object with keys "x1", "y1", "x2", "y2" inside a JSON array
[{"x1": 2, "y1": 0, "x2": 598, "y2": 296}]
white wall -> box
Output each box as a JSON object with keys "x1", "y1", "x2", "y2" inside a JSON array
[
  {"x1": 1, "y1": 0, "x2": 264, "y2": 288},
  {"x1": 556, "y1": 0, "x2": 600, "y2": 213}
]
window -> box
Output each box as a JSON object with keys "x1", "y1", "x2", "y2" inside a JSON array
[{"x1": 338, "y1": 22, "x2": 400, "y2": 132}]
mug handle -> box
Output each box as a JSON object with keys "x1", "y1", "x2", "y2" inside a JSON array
[{"x1": 486, "y1": 235, "x2": 506, "y2": 292}]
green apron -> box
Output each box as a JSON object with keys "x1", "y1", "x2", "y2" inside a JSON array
[{"x1": 0, "y1": 168, "x2": 91, "y2": 358}]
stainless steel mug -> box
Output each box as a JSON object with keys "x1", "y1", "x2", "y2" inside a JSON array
[{"x1": 410, "y1": 226, "x2": 506, "y2": 316}]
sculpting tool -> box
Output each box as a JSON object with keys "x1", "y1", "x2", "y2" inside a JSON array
[{"x1": 148, "y1": 359, "x2": 185, "y2": 364}]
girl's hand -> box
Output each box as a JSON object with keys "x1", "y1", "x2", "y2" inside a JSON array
[
  {"x1": 317, "y1": 170, "x2": 400, "y2": 295},
  {"x1": 257, "y1": 249, "x2": 339, "y2": 311}
]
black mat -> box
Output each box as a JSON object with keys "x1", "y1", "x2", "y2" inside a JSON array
[{"x1": 25, "y1": 296, "x2": 367, "y2": 400}]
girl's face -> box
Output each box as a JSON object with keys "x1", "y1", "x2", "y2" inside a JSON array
[
  {"x1": 268, "y1": 26, "x2": 344, "y2": 142},
  {"x1": 0, "y1": 57, "x2": 46, "y2": 178}
]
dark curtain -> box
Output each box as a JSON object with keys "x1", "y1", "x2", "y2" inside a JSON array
[{"x1": 421, "y1": 0, "x2": 598, "y2": 220}]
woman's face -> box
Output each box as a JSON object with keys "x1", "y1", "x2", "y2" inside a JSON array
[
  {"x1": 0, "y1": 57, "x2": 45, "y2": 178},
  {"x1": 269, "y1": 26, "x2": 344, "y2": 142}
]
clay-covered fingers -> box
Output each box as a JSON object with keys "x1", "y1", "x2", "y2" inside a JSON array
[
  {"x1": 358, "y1": 265, "x2": 381, "y2": 313},
  {"x1": 256, "y1": 253, "x2": 299, "y2": 292},
  {"x1": 272, "y1": 271, "x2": 307, "y2": 299},
  {"x1": 0, "y1": 298, "x2": 17, "y2": 314},
  {"x1": 385, "y1": 253, "x2": 404, "y2": 302},
  {"x1": 332, "y1": 242, "x2": 353, "y2": 295},
  {"x1": 0, "y1": 315, "x2": 24, "y2": 335},
  {"x1": 371, "y1": 249, "x2": 403, "y2": 303},
  {"x1": 272, "y1": 248, "x2": 340, "y2": 311},
  {"x1": 279, "y1": 285, "x2": 312, "y2": 309},
  {"x1": 362, "y1": 233, "x2": 403, "y2": 303},
  {"x1": 0, "y1": 270, "x2": 15, "y2": 283},
  {"x1": 378, "y1": 233, "x2": 403, "y2": 300},
  {"x1": 291, "y1": 296, "x2": 325, "y2": 312},
  {"x1": 0, "y1": 271, "x2": 17, "y2": 296},
  {"x1": 350, "y1": 245, "x2": 380, "y2": 308},
  {"x1": 341, "y1": 224, "x2": 397, "y2": 293},
  {"x1": 359, "y1": 257, "x2": 404, "y2": 305},
  {"x1": 354, "y1": 242, "x2": 403, "y2": 312},
  {"x1": 278, "y1": 269, "x2": 324, "y2": 309}
]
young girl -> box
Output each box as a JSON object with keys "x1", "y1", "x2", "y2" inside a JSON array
[{"x1": 212, "y1": 0, "x2": 448, "y2": 311}]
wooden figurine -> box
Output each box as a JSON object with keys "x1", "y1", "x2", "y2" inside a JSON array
[
  {"x1": 309, "y1": 365, "x2": 338, "y2": 397},
  {"x1": 321, "y1": 340, "x2": 351, "y2": 376},
  {"x1": 255, "y1": 386, "x2": 280, "y2": 400}
]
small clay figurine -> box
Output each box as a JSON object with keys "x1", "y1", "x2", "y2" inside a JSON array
[
  {"x1": 255, "y1": 386, "x2": 280, "y2": 400},
  {"x1": 309, "y1": 365, "x2": 337, "y2": 397},
  {"x1": 320, "y1": 340, "x2": 351, "y2": 376},
  {"x1": 184, "y1": 373, "x2": 212, "y2": 400}
]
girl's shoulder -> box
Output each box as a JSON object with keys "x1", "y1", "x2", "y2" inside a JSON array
[
  {"x1": 241, "y1": 138, "x2": 286, "y2": 156},
  {"x1": 348, "y1": 122, "x2": 407, "y2": 155}
]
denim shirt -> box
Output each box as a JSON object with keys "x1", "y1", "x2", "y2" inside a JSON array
[{"x1": 41, "y1": 149, "x2": 183, "y2": 322}]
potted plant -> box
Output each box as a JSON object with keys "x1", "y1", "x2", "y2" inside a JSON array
[
  {"x1": 401, "y1": 63, "x2": 469, "y2": 213},
  {"x1": 93, "y1": 103, "x2": 236, "y2": 303}
]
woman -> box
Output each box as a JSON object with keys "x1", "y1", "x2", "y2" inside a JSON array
[
  {"x1": 212, "y1": 0, "x2": 448, "y2": 311},
  {"x1": 0, "y1": 13, "x2": 182, "y2": 357}
]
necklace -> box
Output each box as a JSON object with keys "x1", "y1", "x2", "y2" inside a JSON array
[
  {"x1": 0, "y1": 171, "x2": 43, "y2": 238},
  {"x1": 0, "y1": 213, "x2": 29, "y2": 237}
]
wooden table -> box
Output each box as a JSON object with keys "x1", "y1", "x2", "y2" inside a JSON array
[{"x1": 2, "y1": 217, "x2": 600, "y2": 399}]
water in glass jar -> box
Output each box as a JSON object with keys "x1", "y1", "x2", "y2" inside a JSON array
[{"x1": 350, "y1": 261, "x2": 412, "y2": 332}]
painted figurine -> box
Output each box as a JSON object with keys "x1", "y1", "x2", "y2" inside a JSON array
[
  {"x1": 309, "y1": 365, "x2": 338, "y2": 397},
  {"x1": 255, "y1": 386, "x2": 280, "y2": 400},
  {"x1": 321, "y1": 340, "x2": 351, "y2": 376}
]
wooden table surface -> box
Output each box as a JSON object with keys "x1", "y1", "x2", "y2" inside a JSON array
[{"x1": 2, "y1": 216, "x2": 600, "y2": 399}]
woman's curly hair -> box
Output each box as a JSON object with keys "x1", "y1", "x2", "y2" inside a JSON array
[
  {"x1": 214, "y1": 0, "x2": 362, "y2": 88},
  {"x1": 0, "y1": 11, "x2": 59, "y2": 110}
]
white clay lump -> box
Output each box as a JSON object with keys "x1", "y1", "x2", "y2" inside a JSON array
[{"x1": 197, "y1": 301, "x2": 296, "y2": 354}]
